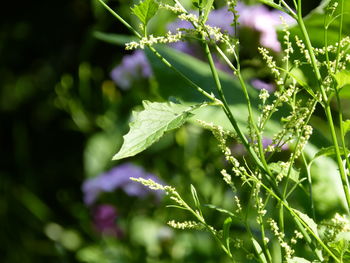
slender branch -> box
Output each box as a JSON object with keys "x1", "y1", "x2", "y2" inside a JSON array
[{"x1": 296, "y1": 0, "x2": 350, "y2": 213}]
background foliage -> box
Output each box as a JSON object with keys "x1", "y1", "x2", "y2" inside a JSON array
[{"x1": 1, "y1": 0, "x2": 336, "y2": 262}]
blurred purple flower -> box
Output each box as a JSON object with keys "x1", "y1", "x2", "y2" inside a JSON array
[
  {"x1": 237, "y1": 3, "x2": 295, "y2": 52},
  {"x1": 232, "y1": 137, "x2": 288, "y2": 156},
  {"x1": 251, "y1": 78, "x2": 275, "y2": 92},
  {"x1": 207, "y1": 7, "x2": 234, "y2": 35},
  {"x1": 110, "y1": 50, "x2": 152, "y2": 90},
  {"x1": 166, "y1": 3, "x2": 294, "y2": 56},
  {"x1": 82, "y1": 163, "x2": 164, "y2": 205},
  {"x1": 262, "y1": 137, "x2": 289, "y2": 151},
  {"x1": 92, "y1": 204, "x2": 123, "y2": 237}
]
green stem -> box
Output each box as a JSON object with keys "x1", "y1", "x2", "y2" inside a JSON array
[
  {"x1": 335, "y1": 0, "x2": 344, "y2": 70},
  {"x1": 255, "y1": 176, "x2": 339, "y2": 262},
  {"x1": 297, "y1": 0, "x2": 350, "y2": 213},
  {"x1": 334, "y1": 0, "x2": 350, "y2": 176},
  {"x1": 302, "y1": 152, "x2": 316, "y2": 221},
  {"x1": 214, "y1": 46, "x2": 274, "y2": 183},
  {"x1": 97, "y1": 0, "x2": 219, "y2": 104},
  {"x1": 335, "y1": 92, "x2": 350, "y2": 176},
  {"x1": 97, "y1": 0, "x2": 142, "y2": 38},
  {"x1": 179, "y1": 194, "x2": 235, "y2": 261}
]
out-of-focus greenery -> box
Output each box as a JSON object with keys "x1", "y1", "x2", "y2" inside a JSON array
[{"x1": 0, "y1": 0, "x2": 333, "y2": 263}]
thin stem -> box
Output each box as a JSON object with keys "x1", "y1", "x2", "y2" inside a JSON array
[
  {"x1": 147, "y1": 46, "x2": 220, "y2": 103},
  {"x1": 177, "y1": 194, "x2": 235, "y2": 261},
  {"x1": 97, "y1": 0, "x2": 219, "y2": 104},
  {"x1": 97, "y1": 0, "x2": 142, "y2": 38},
  {"x1": 297, "y1": 0, "x2": 350, "y2": 213},
  {"x1": 302, "y1": 152, "x2": 316, "y2": 221},
  {"x1": 335, "y1": 0, "x2": 344, "y2": 70},
  {"x1": 335, "y1": 92, "x2": 350, "y2": 176},
  {"x1": 256, "y1": 177, "x2": 339, "y2": 262},
  {"x1": 334, "y1": 0, "x2": 350, "y2": 177}
]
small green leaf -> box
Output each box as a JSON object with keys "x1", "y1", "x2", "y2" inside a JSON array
[
  {"x1": 343, "y1": 120, "x2": 350, "y2": 135},
  {"x1": 223, "y1": 217, "x2": 232, "y2": 251},
  {"x1": 268, "y1": 162, "x2": 300, "y2": 183},
  {"x1": 202, "y1": 0, "x2": 214, "y2": 22},
  {"x1": 190, "y1": 184, "x2": 201, "y2": 210},
  {"x1": 131, "y1": 0, "x2": 159, "y2": 25},
  {"x1": 192, "y1": 0, "x2": 203, "y2": 9},
  {"x1": 293, "y1": 209, "x2": 319, "y2": 238},
  {"x1": 113, "y1": 101, "x2": 197, "y2": 160},
  {"x1": 204, "y1": 204, "x2": 235, "y2": 217},
  {"x1": 312, "y1": 146, "x2": 349, "y2": 161},
  {"x1": 334, "y1": 70, "x2": 350, "y2": 90},
  {"x1": 287, "y1": 257, "x2": 311, "y2": 263},
  {"x1": 251, "y1": 237, "x2": 267, "y2": 263}
]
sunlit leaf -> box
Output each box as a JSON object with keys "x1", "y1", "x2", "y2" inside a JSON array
[
  {"x1": 268, "y1": 162, "x2": 300, "y2": 183},
  {"x1": 203, "y1": 0, "x2": 214, "y2": 22},
  {"x1": 191, "y1": 184, "x2": 201, "y2": 210},
  {"x1": 343, "y1": 120, "x2": 350, "y2": 135},
  {"x1": 223, "y1": 217, "x2": 232, "y2": 251},
  {"x1": 131, "y1": 0, "x2": 159, "y2": 25},
  {"x1": 113, "y1": 101, "x2": 199, "y2": 160},
  {"x1": 334, "y1": 70, "x2": 350, "y2": 90},
  {"x1": 204, "y1": 204, "x2": 235, "y2": 217},
  {"x1": 293, "y1": 209, "x2": 319, "y2": 238},
  {"x1": 312, "y1": 146, "x2": 349, "y2": 161},
  {"x1": 251, "y1": 237, "x2": 268, "y2": 263},
  {"x1": 146, "y1": 46, "x2": 282, "y2": 135}
]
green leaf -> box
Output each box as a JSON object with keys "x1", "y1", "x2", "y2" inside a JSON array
[
  {"x1": 312, "y1": 146, "x2": 349, "y2": 161},
  {"x1": 145, "y1": 46, "x2": 282, "y2": 135},
  {"x1": 203, "y1": 0, "x2": 214, "y2": 22},
  {"x1": 93, "y1": 31, "x2": 137, "y2": 45},
  {"x1": 268, "y1": 162, "x2": 300, "y2": 183},
  {"x1": 223, "y1": 217, "x2": 232, "y2": 251},
  {"x1": 190, "y1": 184, "x2": 201, "y2": 210},
  {"x1": 334, "y1": 70, "x2": 350, "y2": 90},
  {"x1": 131, "y1": 0, "x2": 159, "y2": 25},
  {"x1": 113, "y1": 101, "x2": 197, "y2": 160},
  {"x1": 287, "y1": 257, "x2": 311, "y2": 263},
  {"x1": 343, "y1": 120, "x2": 350, "y2": 135},
  {"x1": 293, "y1": 209, "x2": 319, "y2": 238},
  {"x1": 192, "y1": 0, "x2": 203, "y2": 9},
  {"x1": 304, "y1": 144, "x2": 348, "y2": 213},
  {"x1": 204, "y1": 204, "x2": 235, "y2": 217},
  {"x1": 251, "y1": 237, "x2": 267, "y2": 263}
]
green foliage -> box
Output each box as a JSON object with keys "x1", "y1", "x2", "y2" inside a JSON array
[
  {"x1": 222, "y1": 217, "x2": 232, "y2": 252},
  {"x1": 203, "y1": 0, "x2": 214, "y2": 22},
  {"x1": 113, "y1": 101, "x2": 198, "y2": 160},
  {"x1": 91, "y1": 0, "x2": 350, "y2": 262},
  {"x1": 293, "y1": 209, "x2": 319, "y2": 238},
  {"x1": 312, "y1": 146, "x2": 349, "y2": 160},
  {"x1": 287, "y1": 257, "x2": 312, "y2": 263},
  {"x1": 251, "y1": 237, "x2": 268, "y2": 263},
  {"x1": 328, "y1": 232, "x2": 350, "y2": 261},
  {"x1": 343, "y1": 120, "x2": 350, "y2": 135},
  {"x1": 131, "y1": 0, "x2": 159, "y2": 26},
  {"x1": 268, "y1": 162, "x2": 300, "y2": 183},
  {"x1": 334, "y1": 70, "x2": 350, "y2": 90},
  {"x1": 146, "y1": 46, "x2": 281, "y2": 134}
]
